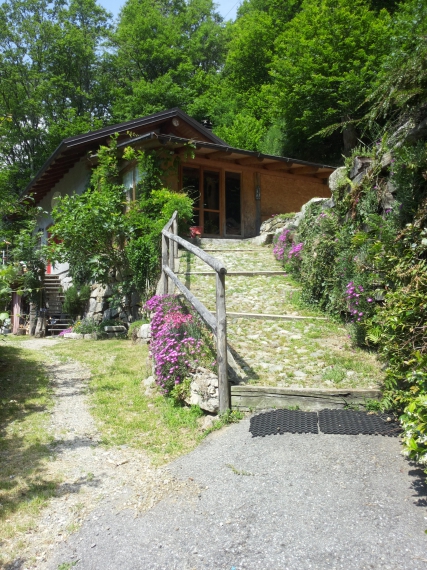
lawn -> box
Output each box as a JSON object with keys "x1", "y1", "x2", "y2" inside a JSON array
[
  {"x1": 0, "y1": 342, "x2": 58, "y2": 566},
  {"x1": 49, "y1": 338, "x2": 206, "y2": 464}
]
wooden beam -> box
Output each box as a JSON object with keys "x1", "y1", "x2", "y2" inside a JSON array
[
  {"x1": 314, "y1": 171, "x2": 332, "y2": 179},
  {"x1": 263, "y1": 161, "x2": 294, "y2": 171},
  {"x1": 288, "y1": 166, "x2": 319, "y2": 175},
  {"x1": 205, "y1": 150, "x2": 234, "y2": 160},
  {"x1": 237, "y1": 156, "x2": 264, "y2": 166},
  {"x1": 181, "y1": 156, "x2": 327, "y2": 185}
]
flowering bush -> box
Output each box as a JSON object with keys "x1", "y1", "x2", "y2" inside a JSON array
[
  {"x1": 273, "y1": 228, "x2": 293, "y2": 261},
  {"x1": 58, "y1": 327, "x2": 73, "y2": 336},
  {"x1": 400, "y1": 396, "x2": 427, "y2": 466},
  {"x1": 145, "y1": 295, "x2": 216, "y2": 398}
]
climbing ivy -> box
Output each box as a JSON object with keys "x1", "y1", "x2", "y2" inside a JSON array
[{"x1": 49, "y1": 136, "x2": 193, "y2": 316}]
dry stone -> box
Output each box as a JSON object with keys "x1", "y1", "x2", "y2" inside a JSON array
[
  {"x1": 185, "y1": 367, "x2": 219, "y2": 413},
  {"x1": 138, "y1": 324, "x2": 151, "y2": 339}
]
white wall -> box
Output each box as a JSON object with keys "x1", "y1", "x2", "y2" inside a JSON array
[{"x1": 36, "y1": 158, "x2": 91, "y2": 280}]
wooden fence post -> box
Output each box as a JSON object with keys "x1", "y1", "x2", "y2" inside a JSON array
[
  {"x1": 161, "y1": 233, "x2": 169, "y2": 295},
  {"x1": 168, "y1": 233, "x2": 175, "y2": 294},
  {"x1": 172, "y1": 218, "x2": 178, "y2": 267},
  {"x1": 216, "y1": 271, "x2": 230, "y2": 412}
]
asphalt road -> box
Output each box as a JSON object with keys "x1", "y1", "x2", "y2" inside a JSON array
[{"x1": 48, "y1": 417, "x2": 427, "y2": 570}]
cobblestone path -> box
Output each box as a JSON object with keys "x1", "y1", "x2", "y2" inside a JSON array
[{"x1": 179, "y1": 239, "x2": 384, "y2": 390}]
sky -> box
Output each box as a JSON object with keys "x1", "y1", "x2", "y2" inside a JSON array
[{"x1": 98, "y1": 0, "x2": 241, "y2": 21}]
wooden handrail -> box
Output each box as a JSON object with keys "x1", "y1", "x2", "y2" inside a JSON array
[
  {"x1": 162, "y1": 230, "x2": 227, "y2": 274},
  {"x1": 160, "y1": 211, "x2": 230, "y2": 412}
]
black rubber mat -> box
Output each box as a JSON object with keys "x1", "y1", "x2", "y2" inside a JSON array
[
  {"x1": 318, "y1": 409, "x2": 401, "y2": 437},
  {"x1": 249, "y1": 409, "x2": 319, "y2": 437},
  {"x1": 249, "y1": 409, "x2": 401, "y2": 438}
]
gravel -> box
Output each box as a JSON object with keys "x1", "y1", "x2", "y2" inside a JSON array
[{"x1": 47, "y1": 417, "x2": 427, "y2": 570}]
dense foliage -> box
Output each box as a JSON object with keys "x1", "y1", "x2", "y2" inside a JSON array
[
  {"x1": 48, "y1": 138, "x2": 193, "y2": 315},
  {"x1": 0, "y1": 0, "x2": 423, "y2": 220},
  {"x1": 273, "y1": 139, "x2": 427, "y2": 466}
]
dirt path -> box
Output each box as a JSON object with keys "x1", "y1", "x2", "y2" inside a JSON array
[{"x1": 5, "y1": 340, "x2": 195, "y2": 570}]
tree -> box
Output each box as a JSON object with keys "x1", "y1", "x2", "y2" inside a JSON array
[
  {"x1": 271, "y1": 0, "x2": 391, "y2": 162},
  {"x1": 49, "y1": 139, "x2": 193, "y2": 313},
  {"x1": 365, "y1": 0, "x2": 427, "y2": 143},
  {"x1": 109, "y1": 0, "x2": 227, "y2": 120},
  {"x1": 0, "y1": 0, "x2": 112, "y2": 204}
]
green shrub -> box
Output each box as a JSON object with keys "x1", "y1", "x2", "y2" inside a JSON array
[
  {"x1": 62, "y1": 285, "x2": 91, "y2": 318},
  {"x1": 128, "y1": 319, "x2": 149, "y2": 340},
  {"x1": 72, "y1": 317, "x2": 100, "y2": 334}
]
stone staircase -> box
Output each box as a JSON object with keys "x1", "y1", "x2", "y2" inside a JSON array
[
  {"x1": 179, "y1": 238, "x2": 384, "y2": 409},
  {"x1": 43, "y1": 275, "x2": 72, "y2": 336}
]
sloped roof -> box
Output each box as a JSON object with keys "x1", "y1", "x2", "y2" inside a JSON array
[
  {"x1": 23, "y1": 108, "x2": 335, "y2": 204},
  {"x1": 22, "y1": 108, "x2": 226, "y2": 203}
]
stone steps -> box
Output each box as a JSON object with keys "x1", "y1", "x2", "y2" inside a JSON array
[{"x1": 180, "y1": 238, "x2": 383, "y2": 401}]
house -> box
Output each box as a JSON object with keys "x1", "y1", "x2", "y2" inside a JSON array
[{"x1": 18, "y1": 108, "x2": 335, "y2": 332}]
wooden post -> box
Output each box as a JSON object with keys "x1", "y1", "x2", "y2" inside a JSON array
[
  {"x1": 216, "y1": 271, "x2": 230, "y2": 412},
  {"x1": 168, "y1": 233, "x2": 174, "y2": 294},
  {"x1": 255, "y1": 172, "x2": 261, "y2": 235},
  {"x1": 161, "y1": 233, "x2": 169, "y2": 295},
  {"x1": 172, "y1": 218, "x2": 178, "y2": 269}
]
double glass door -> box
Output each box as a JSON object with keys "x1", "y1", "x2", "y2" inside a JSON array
[{"x1": 182, "y1": 166, "x2": 241, "y2": 236}]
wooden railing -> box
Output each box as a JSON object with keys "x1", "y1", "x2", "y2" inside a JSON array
[{"x1": 160, "y1": 211, "x2": 230, "y2": 412}]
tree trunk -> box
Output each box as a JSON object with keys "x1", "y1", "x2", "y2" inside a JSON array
[{"x1": 29, "y1": 303, "x2": 37, "y2": 336}]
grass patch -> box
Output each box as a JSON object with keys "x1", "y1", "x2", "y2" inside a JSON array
[
  {"x1": 0, "y1": 342, "x2": 58, "y2": 567},
  {"x1": 50, "y1": 339, "x2": 206, "y2": 464}
]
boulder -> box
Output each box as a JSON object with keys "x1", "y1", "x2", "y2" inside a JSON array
[
  {"x1": 104, "y1": 325, "x2": 127, "y2": 332},
  {"x1": 349, "y1": 156, "x2": 373, "y2": 180},
  {"x1": 185, "y1": 367, "x2": 219, "y2": 413},
  {"x1": 137, "y1": 323, "x2": 151, "y2": 339},
  {"x1": 328, "y1": 167, "x2": 347, "y2": 192},
  {"x1": 88, "y1": 298, "x2": 103, "y2": 313},
  {"x1": 252, "y1": 233, "x2": 274, "y2": 245}
]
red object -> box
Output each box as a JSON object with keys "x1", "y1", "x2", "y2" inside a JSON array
[{"x1": 189, "y1": 226, "x2": 202, "y2": 238}]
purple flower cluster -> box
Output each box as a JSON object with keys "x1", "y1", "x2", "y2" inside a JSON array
[
  {"x1": 145, "y1": 295, "x2": 204, "y2": 395},
  {"x1": 58, "y1": 327, "x2": 73, "y2": 336},
  {"x1": 345, "y1": 281, "x2": 373, "y2": 323},
  {"x1": 273, "y1": 228, "x2": 292, "y2": 261},
  {"x1": 288, "y1": 242, "x2": 304, "y2": 259}
]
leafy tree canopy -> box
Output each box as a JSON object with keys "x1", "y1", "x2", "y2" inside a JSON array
[{"x1": 271, "y1": 0, "x2": 392, "y2": 163}]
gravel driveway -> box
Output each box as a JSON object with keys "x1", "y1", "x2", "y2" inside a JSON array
[{"x1": 48, "y1": 417, "x2": 427, "y2": 570}]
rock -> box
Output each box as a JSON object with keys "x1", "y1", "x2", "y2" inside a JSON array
[
  {"x1": 64, "y1": 332, "x2": 84, "y2": 339},
  {"x1": 349, "y1": 156, "x2": 373, "y2": 180},
  {"x1": 104, "y1": 326, "x2": 127, "y2": 332},
  {"x1": 293, "y1": 370, "x2": 307, "y2": 378},
  {"x1": 380, "y1": 151, "x2": 393, "y2": 170},
  {"x1": 381, "y1": 190, "x2": 395, "y2": 210},
  {"x1": 143, "y1": 376, "x2": 155, "y2": 387},
  {"x1": 103, "y1": 308, "x2": 120, "y2": 320},
  {"x1": 185, "y1": 367, "x2": 219, "y2": 413},
  {"x1": 137, "y1": 324, "x2": 151, "y2": 339},
  {"x1": 198, "y1": 415, "x2": 216, "y2": 430},
  {"x1": 351, "y1": 171, "x2": 366, "y2": 187},
  {"x1": 84, "y1": 333, "x2": 97, "y2": 340},
  {"x1": 328, "y1": 167, "x2": 347, "y2": 192},
  {"x1": 88, "y1": 298, "x2": 103, "y2": 313},
  {"x1": 386, "y1": 180, "x2": 397, "y2": 194},
  {"x1": 252, "y1": 233, "x2": 274, "y2": 245}
]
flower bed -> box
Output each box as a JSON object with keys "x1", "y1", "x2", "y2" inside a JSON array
[{"x1": 145, "y1": 295, "x2": 216, "y2": 400}]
